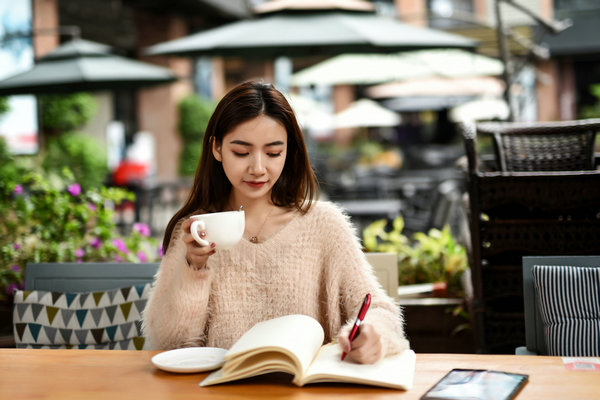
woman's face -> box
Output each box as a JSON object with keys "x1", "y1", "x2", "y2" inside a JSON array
[{"x1": 213, "y1": 115, "x2": 288, "y2": 203}]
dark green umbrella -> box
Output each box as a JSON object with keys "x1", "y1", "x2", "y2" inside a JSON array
[
  {"x1": 0, "y1": 38, "x2": 177, "y2": 95},
  {"x1": 144, "y1": 4, "x2": 476, "y2": 58}
]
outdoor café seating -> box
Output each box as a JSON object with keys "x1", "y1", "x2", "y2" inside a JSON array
[
  {"x1": 519, "y1": 256, "x2": 600, "y2": 357},
  {"x1": 460, "y1": 118, "x2": 600, "y2": 354},
  {"x1": 12, "y1": 262, "x2": 159, "y2": 349}
]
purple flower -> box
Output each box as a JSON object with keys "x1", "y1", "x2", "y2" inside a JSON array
[
  {"x1": 112, "y1": 238, "x2": 128, "y2": 253},
  {"x1": 137, "y1": 251, "x2": 148, "y2": 262},
  {"x1": 114, "y1": 255, "x2": 123, "y2": 262},
  {"x1": 5, "y1": 283, "x2": 18, "y2": 295},
  {"x1": 90, "y1": 237, "x2": 102, "y2": 249},
  {"x1": 13, "y1": 243, "x2": 20, "y2": 250},
  {"x1": 88, "y1": 203, "x2": 97, "y2": 212},
  {"x1": 158, "y1": 245, "x2": 164, "y2": 258},
  {"x1": 10, "y1": 265, "x2": 21, "y2": 272},
  {"x1": 133, "y1": 222, "x2": 151, "y2": 237},
  {"x1": 67, "y1": 183, "x2": 81, "y2": 196},
  {"x1": 74, "y1": 248, "x2": 85, "y2": 258},
  {"x1": 13, "y1": 185, "x2": 23, "y2": 195}
]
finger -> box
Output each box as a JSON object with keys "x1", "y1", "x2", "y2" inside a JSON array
[{"x1": 338, "y1": 335, "x2": 351, "y2": 354}]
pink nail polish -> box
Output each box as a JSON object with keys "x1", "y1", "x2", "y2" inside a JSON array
[{"x1": 210, "y1": 243, "x2": 216, "y2": 248}]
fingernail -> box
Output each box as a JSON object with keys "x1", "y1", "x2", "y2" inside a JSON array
[{"x1": 210, "y1": 243, "x2": 216, "y2": 248}]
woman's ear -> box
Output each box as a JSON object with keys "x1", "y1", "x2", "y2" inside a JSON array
[{"x1": 212, "y1": 137, "x2": 222, "y2": 162}]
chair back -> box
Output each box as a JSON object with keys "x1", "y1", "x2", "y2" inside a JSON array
[
  {"x1": 24, "y1": 262, "x2": 159, "y2": 291},
  {"x1": 522, "y1": 256, "x2": 600, "y2": 356},
  {"x1": 366, "y1": 253, "x2": 398, "y2": 301},
  {"x1": 14, "y1": 262, "x2": 160, "y2": 350},
  {"x1": 476, "y1": 119, "x2": 600, "y2": 172}
]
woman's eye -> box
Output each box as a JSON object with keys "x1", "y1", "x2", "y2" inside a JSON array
[
  {"x1": 233, "y1": 151, "x2": 249, "y2": 157},
  {"x1": 267, "y1": 152, "x2": 282, "y2": 158}
]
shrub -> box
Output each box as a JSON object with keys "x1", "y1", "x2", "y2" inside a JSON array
[
  {"x1": 39, "y1": 92, "x2": 97, "y2": 134},
  {"x1": 363, "y1": 215, "x2": 469, "y2": 297},
  {"x1": 0, "y1": 138, "x2": 162, "y2": 303},
  {"x1": 42, "y1": 131, "x2": 108, "y2": 190},
  {"x1": 177, "y1": 95, "x2": 215, "y2": 176}
]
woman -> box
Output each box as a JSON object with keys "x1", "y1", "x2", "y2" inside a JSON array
[{"x1": 143, "y1": 81, "x2": 408, "y2": 364}]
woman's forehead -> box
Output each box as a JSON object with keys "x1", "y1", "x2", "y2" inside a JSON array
[{"x1": 224, "y1": 115, "x2": 287, "y2": 145}]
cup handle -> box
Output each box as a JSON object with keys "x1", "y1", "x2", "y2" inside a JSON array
[{"x1": 190, "y1": 219, "x2": 209, "y2": 247}]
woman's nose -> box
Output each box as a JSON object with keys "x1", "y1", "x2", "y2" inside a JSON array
[{"x1": 249, "y1": 153, "x2": 266, "y2": 174}]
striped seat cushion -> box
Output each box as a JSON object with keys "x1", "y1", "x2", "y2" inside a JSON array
[
  {"x1": 13, "y1": 283, "x2": 151, "y2": 350},
  {"x1": 532, "y1": 265, "x2": 600, "y2": 356}
]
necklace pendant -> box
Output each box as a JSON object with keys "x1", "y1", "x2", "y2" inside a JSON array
[{"x1": 250, "y1": 236, "x2": 258, "y2": 243}]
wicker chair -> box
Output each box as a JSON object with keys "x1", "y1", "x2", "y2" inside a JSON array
[
  {"x1": 460, "y1": 119, "x2": 600, "y2": 354},
  {"x1": 476, "y1": 119, "x2": 600, "y2": 172}
]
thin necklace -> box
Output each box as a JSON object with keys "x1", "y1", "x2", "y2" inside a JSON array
[{"x1": 249, "y1": 207, "x2": 275, "y2": 244}]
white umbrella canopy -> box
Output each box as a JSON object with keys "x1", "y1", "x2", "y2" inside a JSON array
[
  {"x1": 367, "y1": 76, "x2": 505, "y2": 98},
  {"x1": 0, "y1": 38, "x2": 177, "y2": 95},
  {"x1": 291, "y1": 49, "x2": 503, "y2": 87},
  {"x1": 334, "y1": 98, "x2": 401, "y2": 129},
  {"x1": 449, "y1": 98, "x2": 510, "y2": 122},
  {"x1": 144, "y1": 1, "x2": 476, "y2": 59}
]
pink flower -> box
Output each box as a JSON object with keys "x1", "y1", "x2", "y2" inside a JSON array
[
  {"x1": 133, "y1": 222, "x2": 151, "y2": 237},
  {"x1": 13, "y1": 185, "x2": 23, "y2": 195},
  {"x1": 112, "y1": 238, "x2": 128, "y2": 253},
  {"x1": 137, "y1": 251, "x2": 148, "y2": 262},
  {"x1": 114, "y1": 255, "x2": 123, "y2": 262},
  {"x1": 67, "y1": 183, "x2": 81, "y2": 196},
  {"x1": 158, "y1": 245, "x2": 164, "y2": 258},
  {"x1": 13, "y1": 243, "x2": 20, "y2": 250},
  {"x1": 74, "y1": 248, "x2": 85, "y2": 258},
  {"x1": 10, "y1": 265, "x2": 20, "y2": 272},
  {"x1": 90, "y1": 237, "x2": 102, "y2": 249},
  {"x1": 88, "y1": 203, "x2": 97, "y2": 212}
]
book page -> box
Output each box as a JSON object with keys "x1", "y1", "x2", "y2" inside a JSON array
[
  {"x1": 302, "y1": 344, "x2": 416, "y2": 390},
  {"x1": 201, "y1": 314, "x2": 324, "y2": 386}
]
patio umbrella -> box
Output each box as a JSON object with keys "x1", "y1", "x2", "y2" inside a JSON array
[
  {"x1": 0, "y1": 38, "x2": 177, "y2": 96},
  {"x1": 367, "y1": 76, "x2": 505, "y2": 98},
  {"x1": 144, "y1": 1, "x2": 476, "y2": 59},
  {"x1": 291, "y1": 49, "x2": 503, "y2": 86},
  {"x1": 334, "y1": 98, "x2": 401, "y2": 128}
]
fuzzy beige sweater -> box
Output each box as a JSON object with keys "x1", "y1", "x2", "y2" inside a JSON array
[{"x1": 142, "y1": 201, "x2": 409, "y2": 355}]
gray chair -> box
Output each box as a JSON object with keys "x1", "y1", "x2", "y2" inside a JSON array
[
  {"x1": 518, "y1": 256, "x2": 600, "y2": 356},
  {"x1": 24, "y1": 262, "x2": 159, "y2": 291},
  {"x1": 14, "y1": 262, "x2": 160, "y2": 349}
]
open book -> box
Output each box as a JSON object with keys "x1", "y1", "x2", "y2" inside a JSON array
[{"x1": 200, "y1": 314, "x2": 416, "y2": 390}]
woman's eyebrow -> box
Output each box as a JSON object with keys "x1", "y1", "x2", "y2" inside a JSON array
[{"x1": 229, "y1": 140, "x2": 285, "y2": 147}]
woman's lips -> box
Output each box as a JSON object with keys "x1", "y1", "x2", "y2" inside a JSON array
[{"x1": 245, "y1": 181, "x2": 266, "y2": 189}]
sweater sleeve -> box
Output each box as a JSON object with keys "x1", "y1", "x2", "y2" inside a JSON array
[
  {"x1": 142, "y1": 220, "x2": 212, "y2": 349},
  {"x1": 320, "y1": 202, "x2": 410, "y2": 356}
]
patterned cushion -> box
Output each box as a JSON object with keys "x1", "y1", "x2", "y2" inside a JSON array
[
  {"x1": 532, "y1": 265, "x2": 600, "y2": 356},
  {"x1": 13, "y1": 283, "x2": 151, "y2": 350}
]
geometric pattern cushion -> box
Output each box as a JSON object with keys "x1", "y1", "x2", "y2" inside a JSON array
[
  {"x1": 13, "y1": 283, "x2": 151, "y2": 350},
  {"x1": 532, "y1": 265, "x2": 600, "y2": 357}
]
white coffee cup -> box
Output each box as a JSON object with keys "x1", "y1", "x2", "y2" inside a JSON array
[{"x1": 190, "y1": 210, "x2": 245, "y2": 249}]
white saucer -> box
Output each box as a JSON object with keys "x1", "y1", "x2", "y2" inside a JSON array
[{"x1": 151, "y1": 347, "x2": 228, "y2": 373}]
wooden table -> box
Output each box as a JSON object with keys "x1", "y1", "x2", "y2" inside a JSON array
[{"x1": 0, "y1": 349, "x2": 598, "y2": 399}]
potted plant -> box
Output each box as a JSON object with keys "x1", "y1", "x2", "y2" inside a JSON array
[{"x1": 362, "y1": 215, "x2": 473, "y2": 352}]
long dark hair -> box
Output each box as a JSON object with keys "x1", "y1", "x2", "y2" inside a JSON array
[{"x1": 162, "y1": 80, "x2": 319, "y2": 251}]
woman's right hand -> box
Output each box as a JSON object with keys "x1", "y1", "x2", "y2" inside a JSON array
[{"x1": 181, "y1": 217, "x2": 216, "y2": 270}]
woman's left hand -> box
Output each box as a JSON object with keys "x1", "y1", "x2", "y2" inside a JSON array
[{"x1": 337, "y1": 322, "x2": 383, "y2": 364}]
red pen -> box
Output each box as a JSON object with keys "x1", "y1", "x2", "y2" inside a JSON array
[{"x1": 341, "y1": 293, "x2": 371, "y2": 361}]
